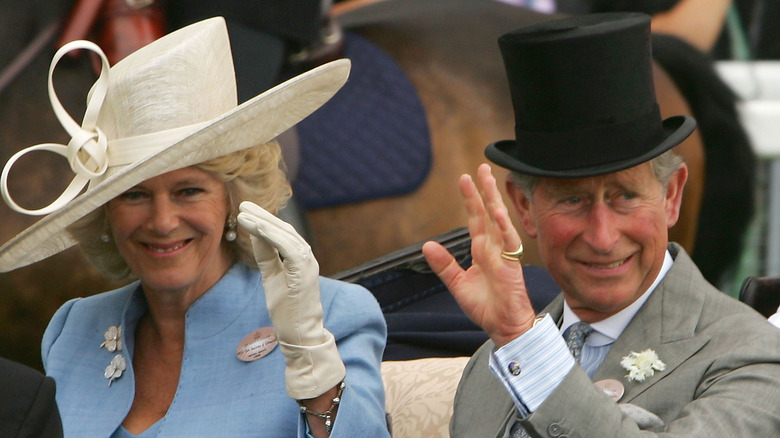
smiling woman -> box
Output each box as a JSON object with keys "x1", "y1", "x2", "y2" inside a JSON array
[
  {"x1": 0, "y1": 17, "x2": 389, "y2": 438},
  {"x1": 105, "y1": 167, "x2": 233, "y2": 297},
  {"x1": 70, "y1": 145, "x2": 291, "y2": 283}
]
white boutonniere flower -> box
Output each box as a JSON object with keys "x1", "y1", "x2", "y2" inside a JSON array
[{"x1": 620, "y1": 349, "x2": 666, "y2": 382}]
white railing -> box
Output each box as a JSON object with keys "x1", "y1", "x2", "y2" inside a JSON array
[{"x1": 716, "y1": 61, "x2": 780, "y2": 275}]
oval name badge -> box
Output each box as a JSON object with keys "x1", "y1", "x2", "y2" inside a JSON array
[
  {"x1": 595, "y1": 378, "x2": 625, "y2": 401},
  {"x1": 236, "y1": 327, "x2": 278, "y2": 362}
]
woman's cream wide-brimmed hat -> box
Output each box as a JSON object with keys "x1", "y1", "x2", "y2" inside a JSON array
[{"x1": 0, "y1": 16, "x2": 350, "y2": 272}]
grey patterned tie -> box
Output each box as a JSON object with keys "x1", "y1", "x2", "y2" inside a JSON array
[
  {"x1": 511, "y1": 321, "x2": 594, "y2": 438},
  {"x1": 563, "y1": 321, "x2": 594, "y2": 363}
]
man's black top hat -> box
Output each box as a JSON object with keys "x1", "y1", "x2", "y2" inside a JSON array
[{"x1": 486, "y1": 12, "x2": 696, "y2": 178}]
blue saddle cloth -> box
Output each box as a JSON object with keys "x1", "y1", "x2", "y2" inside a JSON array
[{"x1": 294, "y1": 32, "x2": 432, "y2": 209}]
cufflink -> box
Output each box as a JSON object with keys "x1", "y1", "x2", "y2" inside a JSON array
[{"x1": 508, "y1": 361, "x2": 521, "y2": 376}]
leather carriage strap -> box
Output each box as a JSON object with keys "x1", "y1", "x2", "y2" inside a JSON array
[
  {"x1": 0, "y1": 0, "x2": 102, "y2": 96},
  {"x1": 59, "y1": 0, "x2": 165, "y2": 67},
  {"x1": 57, "y1": 0, "x2": 105, "y2": 48},
  {"x1": 0, "y1": 19, "x2": 60, "y2": 97},
  {"x1": 0, "y1": 0, "x2": 161, "y2": 97}
]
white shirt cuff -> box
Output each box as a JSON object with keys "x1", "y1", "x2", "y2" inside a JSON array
[{"x1": 489, "y1": 314, "x2": 575, "y2": 415}]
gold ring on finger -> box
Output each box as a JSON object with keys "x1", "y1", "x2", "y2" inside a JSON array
[{"x1": 500, "y1": 244, "x2": 524, "y2": 262}]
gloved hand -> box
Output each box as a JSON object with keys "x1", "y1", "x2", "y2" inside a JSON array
[{"x1": 237, "y1": 201, "x2": 346, "y2": 400}]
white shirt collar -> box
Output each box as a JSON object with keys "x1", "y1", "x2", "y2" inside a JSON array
[{"x1": 561, "y1": 250, "x2": 674, "y2": 346}]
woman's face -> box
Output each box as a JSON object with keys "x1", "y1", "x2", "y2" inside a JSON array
[{"x1": 107, "y1": 167, "x2": 232, "y2": 298}]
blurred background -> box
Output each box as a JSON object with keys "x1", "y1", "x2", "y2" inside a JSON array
[{"x1": 1, "y1": 0, "x2": 777, "y2": 370}]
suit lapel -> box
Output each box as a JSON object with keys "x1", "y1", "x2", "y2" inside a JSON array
[
  {"x1": 593, "y1": 244, "x2": 710, "y2": 402},
  {"x1": 497, "y1": 245, "x2": 708, "y2": 424}
]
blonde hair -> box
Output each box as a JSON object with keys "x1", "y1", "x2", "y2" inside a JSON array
[{"x1": 68, "y1": 141, "x2": 291, "y2": 282}]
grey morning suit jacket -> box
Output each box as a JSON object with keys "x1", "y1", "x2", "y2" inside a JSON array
[{"x1": 451, "y1": 243, "x2": 780, "y2": 437}]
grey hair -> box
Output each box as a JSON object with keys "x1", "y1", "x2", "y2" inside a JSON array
[{"x1": 509, "y1": 149, "x2": 684, "y2": 199}]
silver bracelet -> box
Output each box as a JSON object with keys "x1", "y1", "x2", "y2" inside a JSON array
[{"x1": 297, "y1": 380, "x2": 346, "y2": 435}]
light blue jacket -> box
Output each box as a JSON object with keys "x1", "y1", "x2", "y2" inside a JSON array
[{"x1": 42, "y1": 263, "x2": 389, "y2": 437}]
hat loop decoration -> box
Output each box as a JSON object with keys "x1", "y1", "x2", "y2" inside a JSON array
[
  {"x1": 1, "y1": 40, "x2": 218, "y2": 217},
  {"x1": 0, "y1": 17, "x2": 351, "y2": 273},
  {"x1": 1, "y1": 40, "x2": 111, "y2": 216}
]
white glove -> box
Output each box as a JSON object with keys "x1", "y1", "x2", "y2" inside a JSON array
[{"x1": 237, "y1": 201, "x2": 346, "y2": 400}]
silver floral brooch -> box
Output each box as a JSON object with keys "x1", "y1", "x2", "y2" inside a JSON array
[{"x1": 100, "y1": 325, "x2": 125, "y2": 386}]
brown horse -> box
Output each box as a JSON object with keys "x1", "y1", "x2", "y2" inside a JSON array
[
  {"x1": 0, "y1": 0, "x2": 705, "y2": 370},
  {"x1": 309, "y1": 0, "x2": 704, "y2": 275}
]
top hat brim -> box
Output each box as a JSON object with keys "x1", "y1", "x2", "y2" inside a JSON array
[
  {"x1": 486, "y1": 114, "x2": 696, "y2": 178},
  {"x1": 0, "y1": 59, "x2": 351, "y2": 273}
]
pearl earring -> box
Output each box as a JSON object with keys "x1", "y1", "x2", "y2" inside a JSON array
[
  {"x1": 225, "y1": 217, "x2": 237, "y2": 242},
  {"x1": 100, "y1": 234, "x2": 111, "y2": 243}
]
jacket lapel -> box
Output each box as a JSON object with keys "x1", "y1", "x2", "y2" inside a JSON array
[
  {"x1": 592, "y1": 244, "x2": 710, "y2": 402},
  {"x1": 497, "y1": 244, "x2": 709, "y2": 424}
]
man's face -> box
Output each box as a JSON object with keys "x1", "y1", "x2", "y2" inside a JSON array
[{"x1": 509, "y1": 162, "x2": 687, "y2": 322}]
